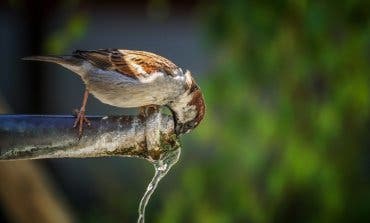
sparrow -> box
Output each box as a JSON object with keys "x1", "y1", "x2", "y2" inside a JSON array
[{"x1": 23, "y1": 49, "x2": 205, "y2": 137}]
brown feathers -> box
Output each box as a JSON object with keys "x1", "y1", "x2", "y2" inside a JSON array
[
  {"x1": 73, "y1": 49, "x2": 179, "y2": 79},
  {"x1": 188, "y1": 83, "x2": 206, "y2": 129}
]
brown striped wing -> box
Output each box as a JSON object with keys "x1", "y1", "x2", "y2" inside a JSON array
[{"x1": 73, "y1": 49, "x2": 178, "y2": 79}]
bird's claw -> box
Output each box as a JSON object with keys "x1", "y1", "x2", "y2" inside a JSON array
[
  {"x1": 73, "y1": 109, "x2": 91, "y2": 139},
  {"x1": 139, "y1": 105, "x2": 160, "y2": 117}
]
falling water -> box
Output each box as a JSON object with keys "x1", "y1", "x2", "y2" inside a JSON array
[{"x1": 137, "y1": 147, "x2": 181, "y2": 223}]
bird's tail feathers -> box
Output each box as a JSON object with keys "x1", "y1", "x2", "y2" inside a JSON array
[{"x1": 22, "y1": 55, "x2": 82, "y2": 67}]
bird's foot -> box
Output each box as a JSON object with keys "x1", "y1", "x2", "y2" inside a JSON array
[
  {"x1": 139, "y1": 105, "x2": 160, "y2": 118},
  {"x1": 73, "y1": 109, "x2": 91, "y2": 139}
]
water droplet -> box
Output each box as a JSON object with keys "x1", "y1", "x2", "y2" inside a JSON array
[{"x1": 157, "y1": 164, "x2": 167, "y2": 171}]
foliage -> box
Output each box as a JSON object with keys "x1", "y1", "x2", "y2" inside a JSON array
[{"x1": 158, "y1": 1, "x2": 370, "y2": 222}]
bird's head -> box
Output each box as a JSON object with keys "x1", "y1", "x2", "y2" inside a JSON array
[{"x1": 168, "y1": 70, "x2": 205, "y2": 135}]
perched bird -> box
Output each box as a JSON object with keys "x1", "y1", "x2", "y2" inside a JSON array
[{"x1": 23, "y1": 49, "x2": 205, "y2": 137}]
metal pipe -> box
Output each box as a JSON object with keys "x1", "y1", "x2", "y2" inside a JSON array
[{"x1": 0, "y1": 113, "x2": 180, "y2": 161}]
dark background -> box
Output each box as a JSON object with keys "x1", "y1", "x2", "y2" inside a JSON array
[{"x1": 1, "y1": 0, "x2": 369, "y2": 222}]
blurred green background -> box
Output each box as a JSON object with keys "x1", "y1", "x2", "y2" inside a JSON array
[{"x1": 0, "y1": 0, "x2": 369, "y2": 223}]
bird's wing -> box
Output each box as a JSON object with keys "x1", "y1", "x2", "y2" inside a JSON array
[{"x1": 73, "y1": 49, "x2": 179, "y2": 79}]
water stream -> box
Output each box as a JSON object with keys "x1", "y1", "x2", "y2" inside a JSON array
[{"x1": 137, "y1": 147, "x2": 181, "y2": 223}]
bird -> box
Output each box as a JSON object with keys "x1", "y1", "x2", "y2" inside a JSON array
[{"x1": 23, "y1": 49, "x2": 205, "y2": 137}]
